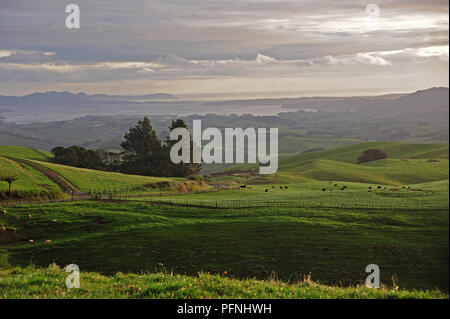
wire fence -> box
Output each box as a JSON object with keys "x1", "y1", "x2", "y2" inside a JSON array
[{"x1": 118, "y1": 197, "x2": 449, "y2": 211}]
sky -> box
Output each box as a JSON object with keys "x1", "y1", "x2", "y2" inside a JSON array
[{"x1": 0, "y1": 0, "x2": 448, "y2": 98}]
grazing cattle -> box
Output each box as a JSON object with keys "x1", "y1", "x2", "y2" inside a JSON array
[
  {"x1": 280, "y1": 186, "x2": 283, "y2": 189},
  {"x1": 240, "y1": 185, "x2": 246, "y2": 189},
  {"x1": 368, "y1": 186, "x2": 372, "y2": 189},
  {"x1": 343, "y1": 186, "x2": 347, "y2": 189},
  {"x1": 285, "y1": 186, "x2": 288, "y2": 189},
  {"x1": 377, "y1": 186, "x2": 382, "y2": 189},
  {"x1": 2, "y1": 210, "x2": 6, "y2": 215},
  {"x1": 322, "y1": 188, "x2": 326, "y2": 192},
  {"x1": 29, "y1": 239, "x2": 34, "y2": 243},
  {"x1": 334, "y1": 184, "x2": 338, "y2": 187},
  {"x1": 272, "y1": 186, "x2": 275, "y2": 189},
  {"x1": 265, "y1": 189, "x2": 269, "y2": 192}
]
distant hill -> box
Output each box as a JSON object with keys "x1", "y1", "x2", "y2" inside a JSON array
[
  {"x1": 0, "y1": 91, "x2": 178, "y2": 107},
  {"x1": 279, "y1": 141, "x2": 449, "y2": 167},
  {"x1": 221, "y1": 142, "x2": 449, "y2": 185},
  {"x1": 275, "y1": 142, "x2": 449, "y2": 185},
  {"x1": 206, "y1": 87, "x2": 449, "y2": 118}
]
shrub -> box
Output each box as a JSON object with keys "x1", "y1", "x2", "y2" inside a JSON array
[{"x1": 357, "y1": 149, "x2": 387, "y2": 164}]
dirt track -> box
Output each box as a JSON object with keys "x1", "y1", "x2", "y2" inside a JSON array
[{"x1": 4, "y1": 156, "x2": 88, "y2": 197}]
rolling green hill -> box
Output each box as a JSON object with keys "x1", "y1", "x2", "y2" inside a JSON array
[
  {"x1": 222, "y1": 142, "x2": 449, "y2": 185},
  {"x1": 0, "y1": 157, "x2": 62, "y2": 200},
  {"x1": 0, "y1": 146, "x2": 209, "y2": 200},
  {"x1": 0, "y1": 146, "x2": 53, "y2": 161},
  {"x1": 279, "y1": 142, "x2": 448, "y2": 167},
  {"x1": 34, "y1": 161, "x2": 175, "y2": 193},
  {"x1": 277, "y1": 158, "x2": 449, "y2": 185},
  {"x1": 0, "y1": 143, "x2": 448, "y2": 298}
]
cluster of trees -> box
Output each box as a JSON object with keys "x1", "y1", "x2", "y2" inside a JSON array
[
  {"x1": 357, "y1": 149, "x2": 387, "y2": 164},
  {"x1": 121, "y1": 117, "x2": 201, "y2": 177},
  {"x1": 51, "y1": 146, "x2": 109, "y2": 170},
  {"x1": 51, "y1": 117, "x2": 201, "y2": 177}
]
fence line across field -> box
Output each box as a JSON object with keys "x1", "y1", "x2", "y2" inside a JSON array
[{"x1": 116, "y1": 197, "x2": 449, "y2": 211}]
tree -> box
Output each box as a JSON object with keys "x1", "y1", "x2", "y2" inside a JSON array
[
  {"x1": 357, "y1": 149, "x2": 387, "y2": 164},
  {"x1": 0, "y1": 174, "x2": 19, "y2": 195},
  {"x1": 120, "y1": 117, "x2": 164, "y2": 176},
  {"x1": 164, "y1": 119, "x2": 202, "y2": 177},
  {"x1": 51, "y1": 146, "x2": 104, "y2": 170}
]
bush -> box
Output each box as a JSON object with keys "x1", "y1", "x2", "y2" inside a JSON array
[{"x1": 357, "y1": 149, "x2": 387, "y2": 164}]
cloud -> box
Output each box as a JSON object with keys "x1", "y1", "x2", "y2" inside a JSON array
[
  {"x1": 415, "y1": 45, "x2": 449, "y2": 61},
  {"x1": 0, "y1": 1, "x2": 447, "y2": 94},
  {"x1": 255, "y1": 53, "x2": 279, "y2": 64},
  {"x1": 324, "y1": 53, "x2": 392, "y2": 66}
]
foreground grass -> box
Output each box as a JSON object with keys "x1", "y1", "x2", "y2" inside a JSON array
[{"x1": 0, "y1": 265, "x2": 446, "y2": 299}]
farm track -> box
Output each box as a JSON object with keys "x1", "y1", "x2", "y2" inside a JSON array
[
  {"x1": 0, "y1": 163, "x2": 239, "y2": 206},
  {"x1": 2, "y1": 156, "x2": 89, "y2": 197}
]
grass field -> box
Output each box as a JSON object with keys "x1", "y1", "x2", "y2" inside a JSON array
[
  {"x1": 0, "y1": 142, "x2": 448, "y2": 298},
  {"x1": 129, "y1": 180, "x2": 449, "y2": 210},
  {"x1": 0, "y1": 200, "x2": 448, "y2": 292}
]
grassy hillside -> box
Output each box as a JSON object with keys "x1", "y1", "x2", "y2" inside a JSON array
[
  {"x1": 221, "y1": 142, "x2": 449, "y2": 185},
  {"x1": 0, "y1": 142, "x2": 448, "y2": 298},
  {"x1": 0, "y1": 157, "x2": 62, "y2": 200},
  {"x1": 33, "y1": 161, "x2": 210, "y2": 194},
  {"x1": 279, "y1": 142, "x2": 448, "y2": 167},
  {"x1": 0, "y1": 266, "x2": 446, "y2": 299},
  {"x1": 34, "y1": 161, "x2": 170, "y2": 193},
  {"x1": 277, "y1": 158, "x2": 449, "y2": 185},
  {"x1": 1, "y1": 201, "x2": 447, "y2": 291},
  {"x1": 0, "y1": 145, "x2": 53, "y2": 161},
  {"x1": 0, "y1": 145, "x2": 211, "y2": 200}
]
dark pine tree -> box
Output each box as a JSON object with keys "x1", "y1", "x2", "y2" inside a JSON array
[{"x1": 120, "y1": 117, "x2": 164, "y2": 176}]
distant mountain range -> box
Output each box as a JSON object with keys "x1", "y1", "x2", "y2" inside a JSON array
[
  {"x1": 0, "y1": 88, "x2": 447, "y2": 121},
  {"x1": 206, "y1": 87, "x2": 449, "y2": 118},
  {"x1": 0, "y1": 91, "x2": 178, "y2": 106}
]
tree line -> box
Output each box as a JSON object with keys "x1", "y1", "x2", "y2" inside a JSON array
[{"x1": 51, "y1": 117, "x2": 201, "y2": 177}]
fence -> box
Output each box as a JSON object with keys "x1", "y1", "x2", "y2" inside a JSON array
[{"x1": 118, "y1": 197, "x2": 449, "y2": 211}]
